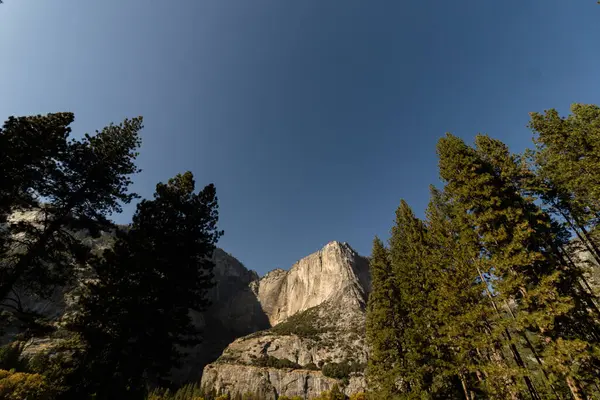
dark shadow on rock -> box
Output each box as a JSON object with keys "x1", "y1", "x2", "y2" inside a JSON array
[{"x1": 172, "y1": 249, "x2": 270, "y2": 384}]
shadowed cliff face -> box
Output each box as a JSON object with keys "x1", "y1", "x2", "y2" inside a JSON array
[
  {"x1": 0, "y1": 222, "x2": 271, "y2": 385},
  {"x1": 172, "y1": 248, "x2": 270, "y2": 383}
]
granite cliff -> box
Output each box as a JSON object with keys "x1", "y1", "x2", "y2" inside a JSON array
[{"x1": 200, "y1": 241, "x2": 371, "y2": 399}]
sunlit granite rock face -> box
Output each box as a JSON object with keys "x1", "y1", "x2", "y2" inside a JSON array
[{"x1": 201, "y1": 241, "x2": 371, "y2": 399}]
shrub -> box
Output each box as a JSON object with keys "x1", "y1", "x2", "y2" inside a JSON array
[
  {"x1": 321, "y1": 361, "x2": 365, "y2": 381},
  {"x1": 311, "y1": 384, "x2": 346, "y2": 400},
  {"x1": 348, "y1": 393, "x2": 367, "y2": 400},
  {"x1": 0, "y1": 369, "x2": 56, "y2": 400},
  {"x1": 303, "y1": 362, "x2": 319, "y2": 370},
  {"x1": 252, "y1": 355, "x2": 301, "y2": 370},
  {"x1": 0, "y1": 342, "x2": 28, "y2": 371},
  {"x1": 27, "y1": 335, "x2": 87, "y2": 396}
]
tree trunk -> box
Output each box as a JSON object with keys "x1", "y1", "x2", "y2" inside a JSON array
[
  {"x1": 475, "y1": 265, "x2": 540, "y2": 400},
  {"x1": 566, "y1": 377, "x2": 584, "y2": 400},
  {"x1": 555, "y1": 206, "x2": 600, "y2": 266},
  {"x1": 460, "y1": 374, "x2": 473, "y2": 400},
  {"x1": 502, "y1": 300, "x2": 562, "y2": 400}
]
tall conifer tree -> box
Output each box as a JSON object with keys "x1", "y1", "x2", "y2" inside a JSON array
[
  {"x1": 528, "y1": 104, "x2": 600, "y2": 263},
  {"x1": 66, "y1": 172, "x2": 222, "y2": 400},
  {"x1": 366, "y1": 237, "x2": 403, "y2": 398},
  {"x1": 437, "y1": 133, "x2": 600, "y2": 398}
]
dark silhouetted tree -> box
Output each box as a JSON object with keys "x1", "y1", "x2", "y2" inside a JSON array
[
  {"x1": 66, "y1": 172, "x2": 223, "y2": 400},
  {"x1": 0, "y1": 113, "x2": 142, "y2": 327}
]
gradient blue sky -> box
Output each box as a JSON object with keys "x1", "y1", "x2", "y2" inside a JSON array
[{"x1": 1, "y1": 1, "x2": 599, "y2": 275}]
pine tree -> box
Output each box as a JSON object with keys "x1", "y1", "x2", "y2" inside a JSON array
[
  {"x1": 437, "y1": 133, "x2": 539, "y2": 398},
  {"x1": 437, "y1": 132, "x2": 600, "y2": 398},
  {"x1": 423, "y1": 186, "x2": 489, "y2": 399},
  {"x1": 528, "y1": 104, "x2": 600, "y2": 264},
  {"x1": 365, "y1": 237, "x2": 403, "y2": 397},
  {"x1": 65, "y1": 172, "x2": 223, "y2": 399},
  {"x1": 0, "y1": 113, "x2": 72, "y2": 217},
  {"x1": 0, "y1": 114, "x2": 143, "y2": 306},
  {"x1": 476, "y1": 134, "x2": 600, "y2": 397},
  {"x1": 388, "y1": 200, "x2": 436, "y2": 397}
]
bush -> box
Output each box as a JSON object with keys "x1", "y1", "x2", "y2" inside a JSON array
[
  {"x1": 0, "y1": 342, "x2": 28, "y2": 371},
  {"x1": 0, "y1": 369, "x2": 56, "y2": 400},
  {"x1": 303, "y1": 362, "x2": 319, "y2": 370},
  {"x1": 321, "y1": 361, "x2": 365, "y2": 381},
  {"x1": 348, "y1": 393, "x2": 367, "y2": 400},
  {"x1": 279, "y1": 396, "x2": 304, "y2": 400},
  {"x1": 27, "y1": 336, "x2": 87, "y2": 396},
  {"x1": 252, "y1": 355, "x2": 301, "y2": 370},
  {"x1": 311, "y1": 384, "x2": 346, "y2": 400}
]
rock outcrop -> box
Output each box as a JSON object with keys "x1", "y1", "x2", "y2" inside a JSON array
[
  {"x1": 251, "y1": 241, "x2": 370, "y2": 326},
  {"x1": 201, "y1": 241, "x2": 371, "y2": 399},
  {"x1": 201, "y1": 364, "x2": 363, "y2": 400}
]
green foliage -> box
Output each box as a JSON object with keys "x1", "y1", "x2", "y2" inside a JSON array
[
  {"x1": 364, "y1": 237, "x2": 402, "y2": 396},
  {"x1": 322, "y1": 361, "x2": 365, "y2": 382},
  {"x1": 26, "y1": 335, "x2": 87, "y2": 396},
  {"x1": 252, "y1": 355, "x2": 301, "y2": 369},
  {"x1": 348, "y1": 393, "x2": 367, "y2": 400},
  {"x1": 303, "y1": 362, "x2": 319, "y2": 370},
  {"x1": 311, "y1": 384, "x2": 346, "y2": 400},
  {"x1": 366, "y1": 105, "x2": 600, "y2": 400},
  {"x1": 271, "y1": 306, "x2": 325, "y2": 338},
  {"x1": 0, "y1": 342, "x2": 28, "y2": 371}
]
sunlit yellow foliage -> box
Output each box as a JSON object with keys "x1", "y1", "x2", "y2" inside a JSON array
[{"x1": 0, "y1": 369, "x2": 54, "y2": 400}]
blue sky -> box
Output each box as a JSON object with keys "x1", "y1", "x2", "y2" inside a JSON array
[{"x1": 1, "y1": 1, "x2": 599, "y2": 275}]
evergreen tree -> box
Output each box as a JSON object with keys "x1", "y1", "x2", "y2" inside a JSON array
[
  {"x1": 0, "y1": 113, "x2": 72, "y2": 218},
  {"x1": 476, "y1": 134, "x2": 600, "y2": 397},
  {"x1": 437, "y1": 132, "x2": 600, "y2": 398},
  {"x1": 0, "y1": 114, "x2": 143, "y2": 306},
  {"x1": 423, "y1": 186, "x2": 489, "y2": 399},
  {"x1": 437, "y1": 133, "x2": 539, "y2": 398},
  {"x1": 388, "y1": 200, "x2": 435, "y2": 397},
  {"x1": 528, "y1": 104, "x2": 600, "y2": 263},
  {"x1": 365, "y1": 237, "x2": 402, "y2": 397},
  {"x1": 65, "y1": 172, "x2": 223, "y2": 399}
]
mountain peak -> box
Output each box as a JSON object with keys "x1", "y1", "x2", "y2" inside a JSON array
[{"x1": 253, "y1": 241, "x2": 370, "y2": 326}]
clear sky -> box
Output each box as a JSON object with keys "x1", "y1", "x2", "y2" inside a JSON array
[{"x1": 1, "y1": 1, "x2": 599, "y2": 275}]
